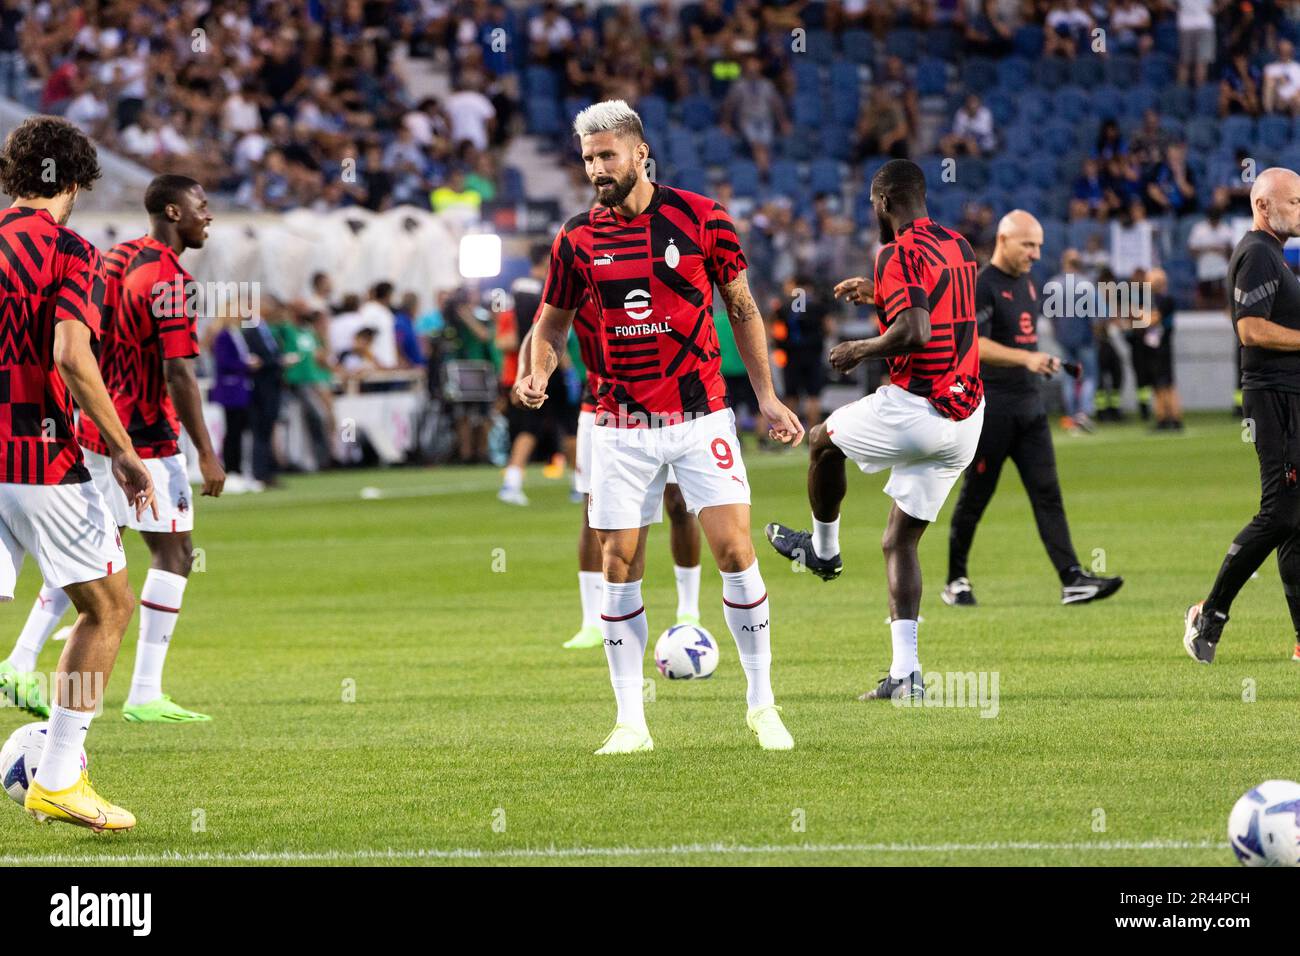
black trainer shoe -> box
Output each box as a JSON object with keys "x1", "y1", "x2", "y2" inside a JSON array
[
  {"x1": 1184, "y1": 602, "x2": 1228, "y2": 664},
  {"x1": 1061, "y1": 570, "x2": 1124, "y2": 605},
  {"x1": 941, "y1": 577, "x2": 977, "y2": 607},
  {"x1": 764, "y1": 523, "x2": 842, "y2": 581},
  {"x1": 858, "y1": 670, "x2": 924, "y2": 702}
]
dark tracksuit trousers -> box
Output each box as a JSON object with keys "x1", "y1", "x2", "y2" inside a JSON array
[{"x1": 948, "y1": 392, "x2": 1080, "y2": 584}]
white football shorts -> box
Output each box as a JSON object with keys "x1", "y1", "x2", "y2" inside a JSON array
[
  {"x1": 84, "y1": 450, "x2": 194, "y2": 534},
  {"x1": 0, "y1": 479, "x2": 126, "y2": 600}
]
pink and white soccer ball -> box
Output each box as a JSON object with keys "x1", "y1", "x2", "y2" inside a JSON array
[
  {"x1": 0, "y1": 722, "x2": 88, "y2": 805},
  {"x1": 1228, "y1": 779, "x2": 1300, "y2": 867},
  {"x1": 654, "y1": 625, "x2": 719, "y2": 680}
]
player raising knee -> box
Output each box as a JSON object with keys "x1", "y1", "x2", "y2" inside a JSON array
[
  {"x1": 2, "y1": 174, "x2": 225, "y2": 724},
  {"x1": 0, "y1": 117, "x2": 156, "y2": 831},
  {"x1": 514, "y1": 100, "x2": 803, "y2": 754},
  {"x1": 766, "y1": 159, "x2": 985, "y2": 702}
]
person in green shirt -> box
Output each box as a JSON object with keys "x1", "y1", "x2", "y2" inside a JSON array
[
  {"x1": 713, "y1": 289, "x2": 759, "y2": 439},
  {"x1": 276, "y1": 305, "x2": 339, "y2": 468}
]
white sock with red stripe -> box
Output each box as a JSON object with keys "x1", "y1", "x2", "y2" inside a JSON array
[
  {"x1": 721, "y1": 561, "x2": 774, "y2": 708},
  {"x1": 578, "y1": 571, "x2": 603, "y2": 629},
  {"x1": 126, "y1": 569, "x2": 188, "y2": 708},
  {"x1": 601, "y1": 579, "x2": 648, "y2": 729},
  {"x1": 9, "y1": 585, "x2": 70, "y2": 672}
]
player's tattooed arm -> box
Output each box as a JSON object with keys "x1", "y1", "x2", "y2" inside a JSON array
[
  {"x1": 828, "y1": 307, "x2": 931, "y2": 373},
  {"x1": 517, "y1": 304, "x2": 575, "y2": 408},
  {"x1": 719, "y1": 273, "x2": 804, "y2": 446}
]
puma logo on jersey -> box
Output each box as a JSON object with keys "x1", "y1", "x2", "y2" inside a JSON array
[{"x1": 594, "y1": 254, "x2": 615, "y2": 266}]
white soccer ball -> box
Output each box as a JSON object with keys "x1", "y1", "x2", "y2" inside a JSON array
[
  {"x1": 1228, "y1": 779, "x2": 1300, "y2": 867},
  {"x1": 0, "y1": 722, "x2": 87, "y2": 806},
  {"x1": 653, "y1": 624, "x2": 720, "y2": 680}
]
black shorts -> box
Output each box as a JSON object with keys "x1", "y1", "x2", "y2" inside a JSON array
[
  {"x1": 1245, "y1": 388, "x2": 1300, "y2": 524},
  {"x1": 725, "y1": 374, "x2": 757, "y2": 414},
  {"x1": 1151, "y1": 328, "x2": 1175, "y2": 388},
  {"x1": 508, "y1": 370, "x2": 579, "y2": 438},
  {"x1": 783, "y1": 349, "x2": 825, "y2": 398}
]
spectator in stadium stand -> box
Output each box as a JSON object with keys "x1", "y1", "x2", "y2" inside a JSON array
[
  {"x1": 1110, "y1": 0, "x2": 1154, "y2": 55},
  {"x1": 1188, "y1": 190, "x2": 1236, "y2": 308},
  {"x1": 1220, "y1": 51, "x2": 1263, "y2": 116},
  {"x1": 430, "y1": 167, "x2": 482, "y2": 223},
  {"x1": 64, "y1": 75, "x2": 111, "y2": 140},
  {"x1": 1093, "y1": 267, "x2": 1128, "y2": 422},
  {"x1": 1080, "y1": 232, "x2": 1109, "y2": 276},
  {"x1": 274, "y1": 306, "x2": 338, "y2": 469},
  {"x1": 39, "y1": 48, "x2": 94, "y2": 113},
  {"x1": 773, "y1": 273, "x2": 834, "y2": 428},
  {"x1": 1263, "y1": 39, "x2": 1300, "y2": 115},
  {"x1": 939, "y1": 93, "x2": 997, "y2": 158},
  {"x1": 528, "y1": 0, "x2": 574, "y2": 69},
  {"x1": 852, "y1": 84, "x2": 911, "y2": 163},
  {"x1": 305, "y1": 272, "x2": 334, "y2": 319},
  {"x1": 1126, "y1": 267, "x2": 1158, "y2": 422},
  {"x1": 1110, "y1": 200, "x2": 1158, "y2": 280},
  {"x1": 393, "y1": 292, "x2": 426, "y2": 369},
  {"x1": 210, "y1": 314, "x2": 256, "y2": 483},
  {"x1": 444, "y1": 71, "x2": 497, "y2": 151},
  {"x1": 720, "y1": 54, "x2": 789, "y2": 176},
  {"x1": 1071, "y1": 158, "x2": 1107, "y2": 220},
  {"x1": 1048, "y1": 249, "x2": 1099, "y2": 433},
  {"x1": 0, "y1": 0, "x2": 23, "y2": 101},
  {"x1": 1129, "y1": 110, "x2": 1173, "y2": 167},
  {"x1": 962, "y1": 0, "x2": 1017, "y2": 57},
  {"x1": 358, "y1": 283, "x2": 401, "y2": 369},
  {"x1": 877, "y1": 56, "x2": 919, "y2": 132},
  {"x1": 244, "y1": 310, "x2": 285, "y2": 488},
  {"x1": 1144, "y1": 142, "x2": 1197, "y2": 218},
  {"x1": 1177, "y1": 0, "x2": 1217, "y2": 87},
  {"x1": 1043, "y1": 0, "x2": 1094, "y2": 59},
  {"x1": 330, "y1": 293, "x2": 365, "y2": 364},
  {"x1": 361, "y1": 143, "x2": 395, "y2": 211},
  {"x1": 1144, "y1": 268, "x2": 1184, "y2": 431},
  {"x1": 339, "y1": 328, "x2": 383, "y2": 382}
]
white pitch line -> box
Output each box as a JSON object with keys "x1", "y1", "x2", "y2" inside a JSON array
[{"x1": 0, "y1": 839, "x2": 1227, "y2": 865}]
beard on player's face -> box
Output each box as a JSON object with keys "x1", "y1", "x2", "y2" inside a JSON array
[
  {"x1": 1266, "y1": 202, "x2": 1300, "y2": 239},
  {"x1": 593, "y1": 163, "x2": 638, "y2": 208}
]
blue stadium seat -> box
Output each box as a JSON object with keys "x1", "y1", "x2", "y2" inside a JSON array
[
  {"x1": 1042, "y1": 121, "x2": 1078, "y2": 150},
  {"x1": 1018, "y1": 88, "x2": 1051, "y2": 125},
  {"x1": 1002, "y1": 123, "x2": 1038, "y2": 157},
  {"x1": 1221, "y1": 115, "x2": 1255, "y2": 152},
  {"x1": 1069, "y1": 55, "x2": 1104, "y2": 87},
  {"x1": 1089, "y1": 85, "x2": 1124, "y2": 121},
  {"x1": 1194, "y1": 82, "x2": 1220, "y2": 116},
  {"x1": 1139, "y1": 54, "x2": 1175, "y2": 88},
  {"x1": 926, "y1": 27, "x2": 962, "y2": 61},
  {"x1": 854, "y1": 188, "x2": 877, "y2": 229},
  {"x1": 637, "y1": 96, "x2": 669, "y2": 136},
  {"x1": 820, "y1": 124, "x2": 853, "y2": 161},
  {"x1": 1013, "y1": 24, "x2": 1044, "y2": 59},
  {"x1": 524, "y1": 65, "x2": 558, "y2": 98},
  {"x1": 830, "y1": 59, "x2": 860, "y2": 92},
  {"x1": 831, "y1": 85, "x2": 860, "y2": 127},
  {"x1": 499, "y1": 167, "x2": 525, "y2": 203},
  {"x1": 916, "y1": 58, "x2": 949, "y2": 97},
  {"x1": 989, "y1": 157, "x2": 1022, "y2": 191},
  {"x1": 959, "y1": 157, "x2": 989, "y2": 190},
  {"x1": 1103, "y1": 55, "x2": 1139, "y2": 87},
  {"x1": 802, "y1": 0, "x2": 828, "y2": 29},
  {"x1": 1186, "y1": 117, "x2": 1219, "y2": 152},
  {"x1": 777, "y1": 134, "x2": 814, "y2": 162},
  {"x1": 700, "y1": 129, "x2": 735, "y2": 167},
  {"x1": 1163, "y1": 84, "x2": 1194, "y2": 119},
  {"x1": 674, "y1": 165, "x2": 709, "y2": 196},
  {"x1": 1066, "y1": 217, "x2": 1105, "y2": 248},
  {"x1": 525, "y1": 96, "x2": 562, "y2": 136},
  {"x1": 1153, "y1": 22, "x2": 1180, "y2": 57},
  {"x1": 1259, "y1": 114, "x2": 1292, "y2": 150},
  {"x1": 666, "y1": 128, "x2": 699, "y2": 167},
  {"x1": 1027, "y1": 158, "x2": 1060, "y2": 191},
  {"x1": 842, "y1": 28, "x2": 874, "y2": 65},
  {"x1": 809, "y1": 158, "x2": 842, "y2": 195},
  {"x1": 1053, "y1": 86, "x2": 1090, "y2": 124},
  {"x1": 983, "y1": 90, "x2": 1016, "y2": 126},
  {"x1": 1120, "y1": 86, "x2": 1158, "y2": 117},
  {"x1": 792, "y1": 59, "x2": 821, "y2": 97},
  {"x1": 563, "y1": 96, "x2": 593, "y2": 125},
  {"x1": 961, "y1": 57, "x2": 998, "y2": 92},
  {"x1": 889, "y1": 29, "x2": 921, "y2": 62},
  {"x1": 995, "y1": 57, "x2": 1034, "y2": 90},
  {"x1": 804, "y1": 29, "x2": 835, "y2": 60},
  {"x1": 1010, "y1": 186, "x2": 1046, "y2": 213},
  {"x1": 919, "y1": 155, "x2": 949, "y2": 189},
  {"x1": 728, "y1": 159, "x2": 760, "y2": 198},
  {"x1": 1036, "y1": 56, "x2": 1068, "y2": 90},
  {"x1": 793, "y1": 93, "x2": 823, "y2": 127},
  {"x1": 769, "y1": 159, "x2": 803, "y2": 198},
  {"x1": 1040, "y1": 216, "x2": 1066, "y2": 259},
  {"x1": 1278, "y1": 144, "x2": 1300, "y2": 171},
  {"x1": 680, "y1": 95, "x2": 715, "y2": 132},
  {"x1": 1043, "y1": 188, "x2": 1073, "y2": 221},
  {"x1": 982, "y1": 189, "x2": 1014, "y2": 214}
]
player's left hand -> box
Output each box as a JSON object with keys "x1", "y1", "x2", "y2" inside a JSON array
[
  {"x1": 198, "y1": 450, "x2": 226, "y2": 498},
  {"x1": 759, "y1": 396, "x2": 805, "y2": 447},
  {"x1": 513, "y1": 372, "x2": 548, "y2": 409},
  {"x1": 829, "y1": 340, "x2": 867, "y2": 375}
]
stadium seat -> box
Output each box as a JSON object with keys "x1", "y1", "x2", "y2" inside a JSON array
[
  {"x1": 524, "y1": 65, "x2": 558, "y2": 99},
  {"x1": 1040, "y1": 217, "x2": 1067, "y2": 257},
  {"x1": 830, "y1": 59, "x2": 861, "y2": 92},
  {"x1": 831, "y1": 85, "x2": 860, "y2": 127},
  {"x1": 1042, "y1": 121, "x2": 1078, "y2": 151},
  {"x1": 792, "y1": 59, "x2": 821, "y2": 97},
  {"x1": 1068, "y1": 55, "x2": 1104, "y2": 87},
  {"x1": 1089, "y1": 85, "x2": 1124, "y2": 122},
  {"x1": 1012, "y1": 25, "x2": 1044, "y2": 59},
  {"x1": 777, "y1": 134, "x2": 815, "y2": 162},
  {"x1": 680, "y1": 95, "x2": 715, "y2": 132},
  {"x1": 1036, "y1": 57, "x2": 1069, "y2": 90},
  {"x1": 769, "y1": 159, "x2": 803, "y2": 198},
  {"x1": 983, "y1": 90, "x2": 1016, "y2": 126},
  {"x1": 989, "y1": 157, "x2": 1022, "y2": 191},
  {"x1": 666, "y1": 128, "x2": 699, "y2": 168},
  {"x1": 563, "y1": 96, "x2": 594, "y2": 125},
  {"x1": 700, "y1": 129, "x2": 735, "y2": 167},
  {"x1": 1027, "y1": 158, "x2": 1059, "y2": 191},
  {"x1": 674, "y1": 165, "x2": 709, "y2": 196},
  {"x1": 1053, "y1": 86, "x2": 1090, "y2": 124},
  {"x1": 1002, "y1": 123, "x2": 1038, "y2": 157},
  {"x1": 1010, "y1": 185, "x2": 1046, "y2": 213},
  {"x1": 916, "y1": 58, "x2": 949, "y2": 97},
  {"x1": 889, "y1": 29, "x2": 921, "y2": 62},
  {"x1": 499, "y1": 167, "x2": 525, "y2": 203},
  {"x1": 1104, "y1": 55, "x2": 1139, "y2": 87},
  {"x1": 1194, "y1": 82, "x2": 1220, "y2": 116},
  {"x1": 919, "y1": 155, "x2": 950, "y2": 190},
  {"x1": 927, "y1": 26, "x2": 963, "y2": 60},
  {"x1": 793, "y1": 93, "x2": 823, "y2": 127},
  {"x1": 1139, "y1": 54, "x2": 1175, "y2": 88},
  {"x1": 637, "y1": 96, "x2": 669, "y2": 136},
  {"x1": 1043, "y1": 188, "x2": 1073, "y2": 221},
  {"x1": 1186, "y1": 117, "x2": 1219, "y2": 152},
  {"x1": 1153, "y1": 21, "x2": 1180, "y2": 57},
  {"x1": 802, "y1": 0, "x2": 828, "y2": 28},
  {"x1": 960, "y1": 157, "x2": 989, "y2": 190},
  {"x1": 809, "y1": 158, "x2": 842, "y2": 196},
  {"x1": 1018, "y1": 88, "x2": 1051, "y2": 125},
  {"x1": 525, "y1": 96, "x2": 563, "y2": 136},
  {"x1": 1259, "y1": 114, "x2": 1292, "y2": 150},
  {"x1": 841, "y1": 29, "x2": 874, "y2": 66},
  {"x1": 995, "y1": 57, "x2": 1034, "y2": 90},
  {"x1": 804, "y1": 29, "x2": 835, "y2": 60},
  {"x1": 1120, "y1": 86, "x2": 1158, "y2": 118},
  {"x1": 1066, "y1": 218, "x2": 1105, "y2": 249},
  {"x1": 962, "y1": 57, "x2": 998, "y2": 92},
  {"x1": 728, "y1": 159, "x2": 760, "y2": 198},
  {"x1": 820, "y1": 124, "x2": 853, "y2": 161},
  {"x1": 1220, "y1": 115, "x2": 1255, "y2": 152},
  {"x1": 1162, "y1": 84, "x2": 1194, "y2": 119}
]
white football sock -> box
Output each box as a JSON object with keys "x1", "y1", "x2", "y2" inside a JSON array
[
  {"x1": 721, "y1": 561, "x2": 774, "y2": 708},
  {"x1": 35, "y1": 705, "x2": 91, "y2": 791},
  {"x1": 674, "y1": 564, "x2": 700, "y2": 620},
  {"x1": 578, "y1": 571, "x2": 603, "y2": 629},
  {"x1": 9, "y1": 585, "x2": 70, "y2": 673},
  {"x1": 503, "y1": 465, "x2": 523, "y2": 491},
  {"x1": 126, "y1": 569, "x2": 187, "y2": 708},
  {"x1": 889, "y1": 618, "x2": 920, "y2": 679},
  {"x1": 602, "y1": 579, "x2": 648, "y2": 729},
  {"x1": 813, "y1": 515, "x2": 840, "y2": 559}
]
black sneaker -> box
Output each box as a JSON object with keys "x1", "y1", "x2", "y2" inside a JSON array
[
  {"x1": 1061, "y1": 570, "x2": 1124, "y2": 605},
  {"x1": 764, "y1": 523, "x2": 842, "y2": 581},
  {"x1": 858, "y1": 670, "x2": 924, "y2": 702},
  {"x1": 1184, "y1": 602, "x2": 1228, "y2": 664},
  {"x1": 941, "y1": 577, "x2": 977, "y2": 607}
]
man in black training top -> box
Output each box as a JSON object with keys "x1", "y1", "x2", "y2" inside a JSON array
[
  {"x1": 1185, "y1": 167, "x2": 1300, "y2": 664},
  {"x1": 944, "y1": 210, "x2": 1123, "y2": 607}
]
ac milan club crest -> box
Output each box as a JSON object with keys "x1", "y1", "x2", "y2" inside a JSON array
[{"x1": 177, "y1": 495, "x2": 189, "y2": 514}]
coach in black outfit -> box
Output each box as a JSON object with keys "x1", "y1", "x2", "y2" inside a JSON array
[
  {"x1": 1185, "y1": 167, "x2": 1300, "y2": 664},
  {"x1": 944, "y1": 210, "x2": 1123, "y2": 607}
]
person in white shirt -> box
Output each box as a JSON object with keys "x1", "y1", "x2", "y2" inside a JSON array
[
  {"x1": 356, "y1": 282, "x2": 400, "y2": 368},
  {"x1": 1177, "y1": 0, "x2": 1216, "y2": 87},
  {"x1": 939, "y1": 93, "x2": 996, "y2": 156},
  {"x1": 1044, "y1": 0, "x2": 1092, "y2": 58},
  {"x1": 1111, "y1": 0, "x2": 1153, "y2": 55},
  {"x1": 1264, "y1": 40, "x2": 1300, "y2": 114},
  {"x1": 1109, "y1": 200, "x2": 1157, "y2": 279},
  {"x1": 221, "y1": 86, "x2": 262, "y2": 138},
  {"x1": 1186, "y1": 190, "x2": 1236, "y2": 308},
  {"x1": 444, "y1": 74, "x2": 497, "y2": 152}
]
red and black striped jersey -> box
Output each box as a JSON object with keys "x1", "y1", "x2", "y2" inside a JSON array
[
  {"x1": 874, "y1": 217, "x2": 983, "y2": 421},
  {"x1": 77, "y1": 235, "x2": 199, "y2": 459},
  {"x1": 0, "y1": 207, "x2": 103, "y2": 485},
  {"x1": 542, "y1": 184, "x2": 747, "y2": 427}
]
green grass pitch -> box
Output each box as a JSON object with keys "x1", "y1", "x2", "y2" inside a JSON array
[{"x1": 0, "y1": 412, "x2": 1293, "y2": 866}]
